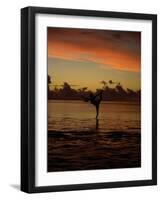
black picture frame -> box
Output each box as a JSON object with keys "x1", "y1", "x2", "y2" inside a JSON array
[{"x1": 21, "y1": 6, "x2": 157, "y2": 193}]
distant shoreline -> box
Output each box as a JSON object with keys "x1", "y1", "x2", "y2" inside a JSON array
[{"x1": 48, "y1": 98, "x2": 141, "y2": 102}]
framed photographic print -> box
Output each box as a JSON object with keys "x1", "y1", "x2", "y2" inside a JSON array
[{"x1": 21, "y1": 6, "x2": 157, "y2": 193}]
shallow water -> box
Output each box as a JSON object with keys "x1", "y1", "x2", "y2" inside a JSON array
[
  {"x1": 48, "y1": 100, "x2": 141, "y2": 172},
  {"x1": 48, "y1": 100, "x2": 140, "y2": 133}
]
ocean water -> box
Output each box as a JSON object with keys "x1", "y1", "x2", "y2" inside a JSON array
[
  {"x1": 48, "y1": 100, "x2": 141, "y2": 172},
  {"x1": 48, "y1": 100, "x2": 140, "y2": 133}
]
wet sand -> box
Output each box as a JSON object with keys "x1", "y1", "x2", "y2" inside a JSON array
[{"x1": 48, "y1": 130, "x2": 141, "y2": 172}]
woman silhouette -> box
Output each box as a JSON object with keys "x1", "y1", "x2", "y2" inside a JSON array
[{"x1": 82, "y1": 90, "x2": 103, "y2": 119}]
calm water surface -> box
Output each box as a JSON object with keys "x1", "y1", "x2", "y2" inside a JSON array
[
  {"x1": 48, "y1": 100, "x2": 140, "y2": 133},
  {"x1": 48, "y1": 100, "x2": 141, "y2": 172}
]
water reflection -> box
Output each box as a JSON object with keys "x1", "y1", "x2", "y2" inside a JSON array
[
  {"x1": 48, "y1": 100, "x2": 140, "y2": 133},
  {"x1": 48, "y1": 100, "x2": 141, "y2": 172},
  {"x1": 96, "y1": 118, "x2": 99, "y2": 130}
]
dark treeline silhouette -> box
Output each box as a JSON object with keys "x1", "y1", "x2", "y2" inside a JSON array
[{"x1": 48, "y1": 75, "x2": 141, "y2": 102}]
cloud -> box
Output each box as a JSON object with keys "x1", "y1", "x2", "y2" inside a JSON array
[{"x1": 48, "y1": 28, "x2": 141, "y2": 72}]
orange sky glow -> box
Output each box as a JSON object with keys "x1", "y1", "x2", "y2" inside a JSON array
[
  {"x1": 47, "y1": 28, "x2": 141, "y2": 91},
  {"x1": 48, "y1": 28, "x2": 141, "y2": 72}
]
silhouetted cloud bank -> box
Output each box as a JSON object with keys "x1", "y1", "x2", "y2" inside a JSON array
[{"x1": 48, "y1": 75, "x2": 140, "y2": 101}]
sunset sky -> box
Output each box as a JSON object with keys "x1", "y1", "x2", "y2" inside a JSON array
[{"x1": 48, "y1": 27, "x2": 141, "y2": 91}]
